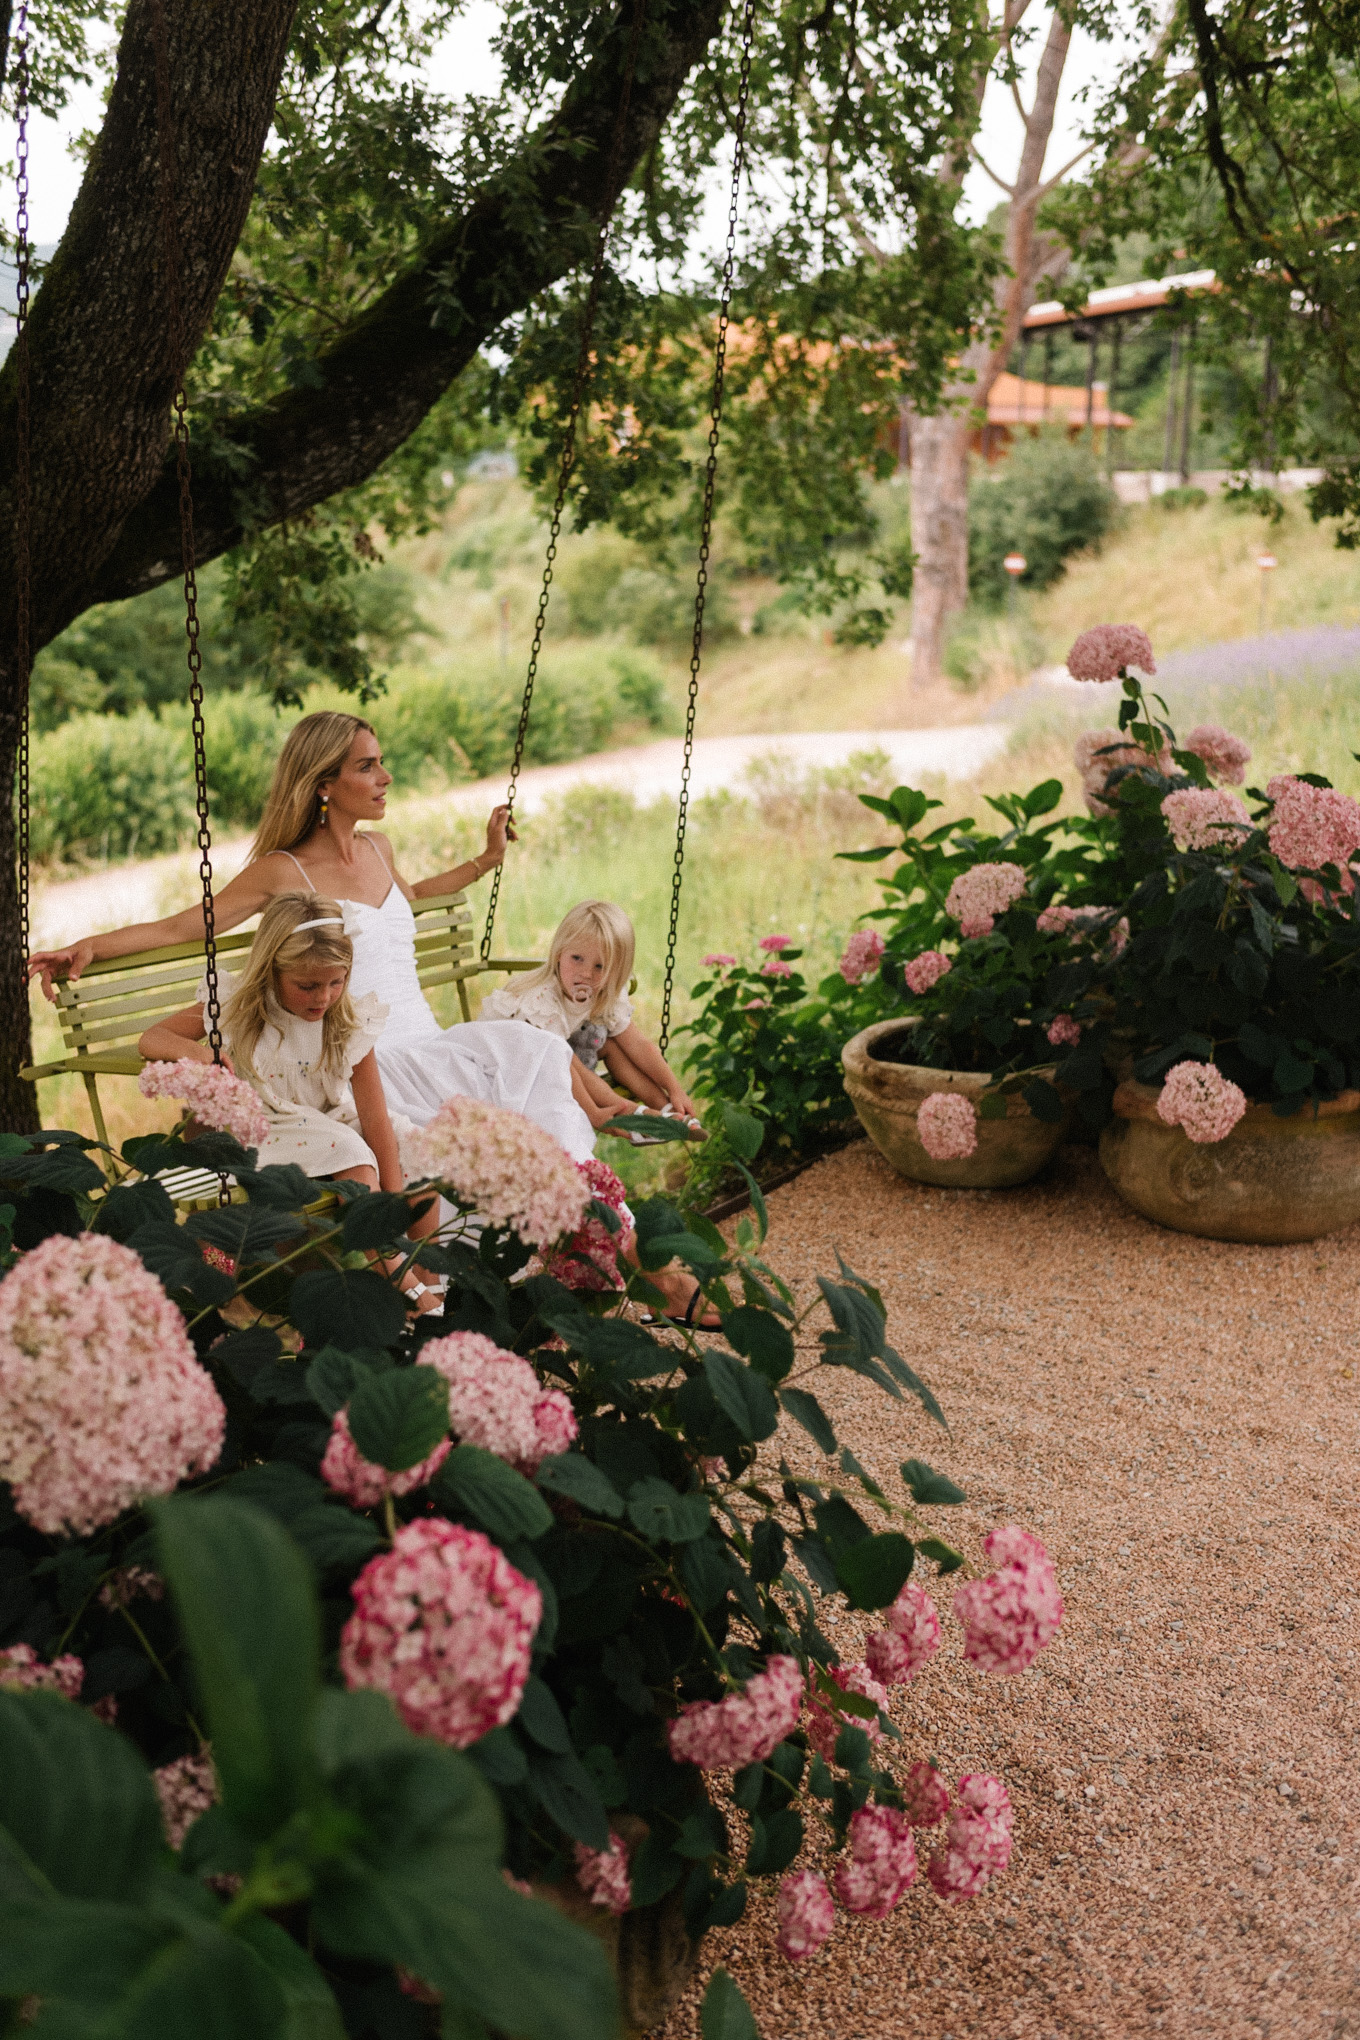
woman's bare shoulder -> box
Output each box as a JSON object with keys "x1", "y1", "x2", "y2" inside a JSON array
[{"x1": 362, "y1": 831, "x2": 413, "y2": 895}]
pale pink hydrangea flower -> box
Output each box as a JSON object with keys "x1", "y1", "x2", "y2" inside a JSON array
[
  {"x1": 944, "y1": 862, "x2": 1027, "y2": 939},
  {"x1": 0, "y1": 1643, "x2": 83, "y2": 1699},
  {"x1": 0, "y1": 1234, "x2": 226, "y2": 1537},
  {"x1": 154, "y1": 1750, "x2": 218, "y2": 1850},
  {"x1": 759, "y1": 934, "x2": 793, "y2": 951},
  {"x1": 761, "y1": 958, "x2": 794, "y2": 979},
  {"x1": 702, "y1": 953, "x2": 737, "y2": 968},
  {"x1": 321, "y1": 1407, "x2": 452, "y2": 1509},
  {"x1": 839, "y1": 929, "x2": 885, "y2": 985},
  {"x1": 904, "y1": 950, "x2": 951, "y2": 995},
  {"x1": 667, "y1": 1655, "x2": 803, "y2": 1769},
  {"x1": 1266, "y1": 775, "x2": 1360, "y2": 883},
  {"x1": 833, "y1": 1803, "x2": 918, "y2": 1919},
  {"x1": 1184, "y1": 723, "x2": 1251, "y2": 784},
  {"x1": 926, "y1": 1774, "x2": 1013, "y2": 1903},
  {"x1": 404, "y1": 1097, "x2": 589, "y2": 1248},
  {"x1": 1045, "y1": 1014, "x2": 1082, "y2": 1048},
  {"x1": 1160, "y1": 787, "x2": 1251, "y2": 852},
  {"x1": 1156, "y1": 1060, "x2": 1249, "y2": 1144},
  {"x1": 805, "y1": 1662, "x2": 888, "y2": 1761},
  {"x1": 341, "y1": 1518, "x2": 541, "y2": 1747},
  {"x1": 864, "y1": 1581, "x2": 941, "y2": 1686},
  {"x1": 776, "y1": 1870, "x2": 835, "y2": 1962},
  {"x1": 421, "y1": 1330, "x2": 576, "y2": 1475},
  {"x1": 1074, "y1": 727, "x2": 1170, "y2": 816},
  {"x1": 99, "y1": 1565, "x2": 164, "y2": 1610},
  {"x1": 573, "y1": 1834, "x2": 632, "y2": 1915},
  {"x1": 954, "y1": 1525, "x2": 1064, "y2": 1675},
  {"x1": 917, "y1": 1091, "x2": 978, "y2": 1162},
  {"x1": 1036, "y1": 904, "x2": 1076, "y2": 935},
  {"x1": 901, "y1": 1760, "x2": 952, "y2": 1828},
  {"x1": 138, "y1": 1058, "x2": 270, "y2": 1150},
  {"x1": 1066, "y1": 624, "x2": 1156, "y2": 683}
]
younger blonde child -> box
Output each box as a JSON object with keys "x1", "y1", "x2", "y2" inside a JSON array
[
  {"x1": 478, "y1": 900, "x2": 704, "y2": 1139},
  {"x1": 138, "y1": 891, "x2": 439, "y2": 1308}
]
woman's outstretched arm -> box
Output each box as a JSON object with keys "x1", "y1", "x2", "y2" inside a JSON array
[
  {"x1": 409, "y1": 804, "x2": 518, "y2": 899},
  {"x1": 27, "y1": 860, "x2": 287, "y2": 1001}
]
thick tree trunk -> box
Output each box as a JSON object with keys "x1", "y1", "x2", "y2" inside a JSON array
[{"x1": 908, "y1": 410, "x2": 973, "y2": 681}]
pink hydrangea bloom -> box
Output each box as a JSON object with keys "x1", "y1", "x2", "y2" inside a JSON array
[
  {"x1": 1184, "y1": 723, "x2": 1251, "y2": 784},
  {"x1": 917, "y1": 1091, "x2": 978, "y2": 1162},
  {"x1": 154, "y1": 1750, "x2": 218, "y2": 1850},
  {"x1": 0, "y1": 1233, "x2": 226, "y2": 1537},
  {"x1": 1036, "y1": 904, "x2": 1076, "y2": 935},
  {"x1": 138, "y1": 1058, "x2": 270, "y2": 1150},
  {"x1": 864, "y1": 1581, "x2": 941, "y2": 1686},
  {"x1": 1156, "y1": 1060, "x2": 1249, "y2": 1144},
  {"x1": 1045, "y1": 1014, "x2": 1082, "y2": 1049},
  {"x1": 341, "y1": 1518, "x2": 541, "y2": 1747},
  {"x1": 805, "y1": 1662, "x2": 888, "y2": 1761},
  {"x1": 1266, "y1": 775, "x2": 1360, "y2": 882},
  {"x1": 944, "y1": 862, "x2": 1027, "y2": 939},
  {"x1": 99, "y1": 1565, "x2": 164, "y2": 1610},
  {"x1": 776, "y1": 1870, "x2": 835, "y2": 1962},
  {"x1": 901, "y1": 1760, "x2": 952, "y2": 1828},
  {"x1": 1066, "y1": 624, "x2": 1156, "y2": 683},
  {"x1": 667, "y1": 1655, "x2": 803, "y2": 1769},
  {"x1": 954, "y1": 1525, "x2": 1064, "y2": 1675},
  {"x1": 1074, "y1": 727, "x2": 1170, "y2": 815},
  {"x1": 702, "y1": 953, "x2": 737, "y2": 968},
  {"x1": 321, "y1": 1407, "x2": 452, "y2": 1509},
  {"x1": 0, "y1": 1643, "x2": 83, "y2": 1700},
  {"x1": 833, "y1": 1803, "x2": 918, "y2": 1919},
  {"x1": 927, "y1": 1774, "x2": 1013, "y2": 1902},
  {"x1": 573, "y1": 1834, "x2": 632, "y2": 1915},
  {"x1": 404, "y1": 1097, "x2": 589, "y2": 1248},
  {"x1": 421, "y1": 1330, "x2": 576, "y2": 1474},
  {"x1": 579, "y1": 1158, "x2": 628, "y2": 1213},
  {"x1": 839, "y1": 929, "x2": 885, "y2": 985},
  {"x1": 761, "y1": 958, "x2": 793, "y2": 978},
  {"x1": 904, "y1": 950, "x2": 951, "y2": 995},
  {"x1": 1160, "y1": 788, "x2": 1251, "y2": 852},
  {"x1": 544, "y1": 1159, "x2": 630, "y2": 1292},
  {"x1": 759, "y1": 934, "x2": 793, "y2": 951}
]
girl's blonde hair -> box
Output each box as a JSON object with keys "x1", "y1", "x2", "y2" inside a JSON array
[
  {"x1": 516, "y1": 900, "x2": 635, "y2": 1020},
  {"x1": 223, "y1": 892, "x2": 357, "y2": 1080},
  {"x1": 251, "y1": 710, "x2": 377, "y2": 859}
]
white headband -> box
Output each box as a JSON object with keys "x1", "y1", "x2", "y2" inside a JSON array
[{"x1": 295, "y1": 916, "x2": 345, "y2": 932}]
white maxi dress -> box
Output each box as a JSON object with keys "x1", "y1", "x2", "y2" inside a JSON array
[{"x1": 277, "y1": 844, "x2": 596, "y2": 1164}]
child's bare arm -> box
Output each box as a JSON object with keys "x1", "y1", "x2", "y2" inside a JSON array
[
  {"x1": 603, "y1": 1024, "x2": 698, "y2": 1118},
  {"x1": 138, "y1": 1004, "x2": 224, "y2": 1068},
  {"x1": 350, "y1": 1052, "x2": 405, "y2": 1193}
]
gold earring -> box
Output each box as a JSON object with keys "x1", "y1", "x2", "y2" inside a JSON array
[{"x1": 319, "y1": 790, "x2": 330, "y2": 828}]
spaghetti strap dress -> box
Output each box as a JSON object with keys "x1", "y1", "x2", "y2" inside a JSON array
[{"x1": 276, "y1": 843, "x2": 596, "y2": 1164}]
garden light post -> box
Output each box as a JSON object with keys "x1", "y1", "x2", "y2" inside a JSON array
[
  {"x1": 1004, "y1": 552, "x2": 1026, "y2": 628},
  {"x1": 1257, "y1": 551, "x2": 1277, "y2": 635}
]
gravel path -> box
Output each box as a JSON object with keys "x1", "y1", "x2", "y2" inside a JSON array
[{"x1": 661, "y1": 1139, "x2": 1360, "y2": 2039}]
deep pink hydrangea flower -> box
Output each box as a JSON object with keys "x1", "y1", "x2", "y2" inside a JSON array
[
  {"x1": 864, "y1": 1582, "x2": 941, "y2": 1686},
  {"x1": 1156, "y1": 1060, "x2": 1248, "y2": 1144},
  {"x1": 1266, "y1": 775, "x2": 1360, "y2": 883},
  {"x1": 917, "y1": 1091, "x2": 977, "y2": 1162},
  {"x1": 944, "y1": 862, "x2": 1027, "y2": 939},
  {"x1": 154, "y1": 1750, "x2": 219, "y2": 1850},
  {"x1": 138, "y1": 1058, "x2": 270, "y2": 1150},
  {"x1": 833, "y1": 1804, "x2": 918, "y2": 1919},
  {"x1": 839, "y1": 929, "x2": 885, "y2": 985},
  {"x1": 544, "y1": 1159, "x2": 630, "y2": 1292},
  {"x1": 1036, "y1": 904, "x2": 1076, "y2": 935},
  {"x1": 901, "y1": 1760, "x2": 952, "y2": 1828},
  {"x1": 421, "y1": 1329, "x2": 576, "y2": 1474},
  {"x1": 1160, "y1": 788, "x2": 1251, "y2": 852},
  {"x1": 702, "y1": 953, "x2": 737, "y2": 968},
  {"x1": 1184, "y1": 723, "x2": 1251, "y2": 784},
  {"x1": 1066, "y1": 624, "x2": 1155, "y2": 683},
  {"x1": 573, "y1": 1834, "x2": 632, "y2": 1914},
  {"x1": 404, "y1": 1097, "x2": 589, "y2": 1247},
  {"x1": 805, "y1": 1662, "x2": 888, "y2": 1760},
  {"x1": 1046, "y1": 1014, "x2": 1082, "y2": 1048},
  {"x1": 776, "y1": 1870, "x2": 835, "y2": 1961},
  {"x1": 759, "y1": 934, "x2": 793, "y2": 951},
  {"x1": 667, "y1": 1655, "x2": 803, "y2": 1769},
  {"x1": 0, "y1": 1643, "x2": 83, "y2": 1700},
  {"x1": 927, "y1": 1773, "x2": 1013, "y2": 1902},
  {"x1": 954, "y1": 1525, "x2": 1063, "y2": 1675},
  {"x1": 0, "y1": 1234, "x2": 226, "y2": 1537},
  {"x1": 321, "y1": 1408, "x2": 452, "y2": 1509},
  {"x1": 341, "y1": 1518, "x2": 541, "y2": 1748},
  {"x1": 761, "y1": 958, "x2": 793, "y2": 978},
  {"x1": 904, "y1": 950, "x2": 951, "y2": 995}
]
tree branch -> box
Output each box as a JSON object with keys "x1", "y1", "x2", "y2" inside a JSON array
[{"x1": 969, "y1": 142, "x2": 1017, "y2": 195}]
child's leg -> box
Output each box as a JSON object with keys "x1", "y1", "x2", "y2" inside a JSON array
[
  {"x1": 600, "y1": 1039, "x2": 668, "y2": 1109},
  {"x1": 571, "y1": 1055, "x2": 634, "y2": 1128}
]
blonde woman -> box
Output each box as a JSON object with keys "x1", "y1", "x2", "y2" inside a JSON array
[{"x1": 480, "y1": 900, "x2": 702, "y2": 1134}]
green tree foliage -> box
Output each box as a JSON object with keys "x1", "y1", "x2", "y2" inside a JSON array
[{"x1": 967, "y1": 434, "x2": 1116, "y2": 602}]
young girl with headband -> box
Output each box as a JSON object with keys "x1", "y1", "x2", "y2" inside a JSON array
[{"x1": 138, "y1": 891, "x2": 440, "y2": 1310}]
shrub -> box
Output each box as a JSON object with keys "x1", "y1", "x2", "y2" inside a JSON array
[
  {"x1": 30, "y1": 712, "x2": 196, "y2": 865},
  {"x1": 968, "y1": 434, "x2": 1115, "y2": 603}
]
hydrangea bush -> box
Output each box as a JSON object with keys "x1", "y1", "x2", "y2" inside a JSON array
[{"x1": 0, "y1": 1098, "x2": 1064, "y2": 2037}]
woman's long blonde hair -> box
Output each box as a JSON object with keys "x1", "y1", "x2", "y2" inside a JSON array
[
  {"x1": 514, "y1": 900, "x2": 635, "y2": 1020},
  {"x1": 251, "y1": 711, "x2": 376, "y2": 859},
  {"x1": 224, "y1": 892, "x2": 357, "y2": 1080}
]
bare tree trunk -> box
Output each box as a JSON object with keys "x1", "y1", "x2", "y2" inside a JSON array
[{"x1": 908, "y1": 411, "x2": 972, "y2": 677}]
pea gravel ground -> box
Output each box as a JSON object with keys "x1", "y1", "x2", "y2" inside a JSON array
[{"x1": 658, "y1": 1139, "x2": 1360, "y2": 2040}]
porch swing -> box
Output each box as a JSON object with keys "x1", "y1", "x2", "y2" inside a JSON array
[{"x1": 18, "y1": 0, "x2": 756, "y2": 1187}]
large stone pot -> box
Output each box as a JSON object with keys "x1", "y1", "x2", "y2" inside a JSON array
[
  {"x1": 841, "y1": 1018, "x2": 1066, "y2": 1189},
  {"x1": 1099, "y1": 1079, "x2": 1360, "y2": 1244}
]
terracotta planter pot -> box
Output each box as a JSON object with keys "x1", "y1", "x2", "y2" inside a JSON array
[
  {"x1": 1099, "y1": 1079, "x2": 1360, "y2": 1244},
  {"x1": 841, "y1": 1019, "x2": 1066, "y2": 1189}
]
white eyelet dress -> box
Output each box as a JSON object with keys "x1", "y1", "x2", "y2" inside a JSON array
[{"x1": 278, "y1": 845, "x2": 597, "y2": 1164}]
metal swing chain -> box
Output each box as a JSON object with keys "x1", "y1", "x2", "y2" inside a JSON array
[
  {"x1": 481, "y1": 0, "x2": 647, "y2": 961},
  {"x1": 658, "y1": 0, "x2": 756, "y2": 1055},
  {"x1": 13, "y1": 0, "x2": 32, "y2": 968}
]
